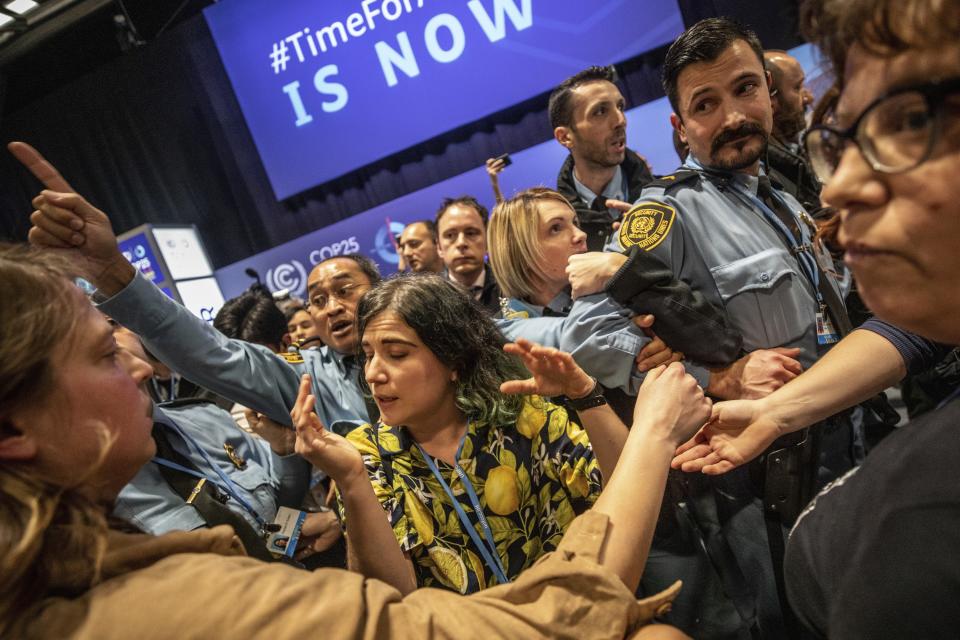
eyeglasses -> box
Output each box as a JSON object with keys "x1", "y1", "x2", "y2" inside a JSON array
[{"x1": 803, "y1": 76, "x2": 960, "y2": 183}]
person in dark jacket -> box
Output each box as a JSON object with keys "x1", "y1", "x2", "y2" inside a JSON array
[
  {"x1": 550, "y1": 66, "x2": 653, "y2": 251},
  {"x1": 763, "y1": 50, "x2": 823, "y2": 217},
  {"x1": 434, "y1": 196, "x2": 503, "y2": 316}
]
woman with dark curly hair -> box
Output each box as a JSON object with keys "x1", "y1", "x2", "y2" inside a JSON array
[{"x1": 293, "y1": 273, "x2": 644, "y2": 594}]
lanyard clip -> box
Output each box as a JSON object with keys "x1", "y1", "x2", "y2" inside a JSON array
[
  {"x1": 186, "y1": 478, "x2": 207, "y2": 505},
  {"x1": 792, "y1": 243, "x2": 813, "y2": 255}
]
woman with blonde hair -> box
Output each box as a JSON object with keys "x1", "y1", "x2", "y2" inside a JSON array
[
  {"x1": 488, "y1": 187, "x2": 583, "y2": 311},
  {"x1": 488, "y1": 187, "x2": 742, "y2": 375}
]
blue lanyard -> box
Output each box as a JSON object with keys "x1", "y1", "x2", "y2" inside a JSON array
[
  {"x1": 153, "y1": 419, "x2": 268, "y2": 529},
  {"x1": 733, "y1": 182, "x2": 823, "y2": 305},
  {"x1": 416, "y1": 434, "x2": 511, "y2": 585}
]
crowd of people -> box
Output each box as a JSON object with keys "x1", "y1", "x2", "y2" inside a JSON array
[{"x1": 1, "y1": 0, "x2": 959, "y2": 637}]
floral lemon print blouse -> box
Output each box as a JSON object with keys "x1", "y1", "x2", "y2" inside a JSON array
[{"x1": 339, "y1": 395, "x2": 602, "y2": 594}]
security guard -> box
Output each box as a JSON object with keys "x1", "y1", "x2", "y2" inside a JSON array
[
  {"x1": 603, "y1": 19, "x2": 857, "y2": 639},
  {"x1": 115, "y1": 399, "x2": 311, "y2": 550},
  {"x1": 609, "y1": 160, "x2": 847, "y2": 371},
  {"x1": 98, "y1": 256, "x2": 380, "y2": 435},
  {"x1": 109, "y1": 326, "x2": 311, "y2": 562}
]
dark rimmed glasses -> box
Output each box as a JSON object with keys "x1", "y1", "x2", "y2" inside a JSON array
[{"x1": 804, "y1": 76, "x2": 960, "y2": 183}]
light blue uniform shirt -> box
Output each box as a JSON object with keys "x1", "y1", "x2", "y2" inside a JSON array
[
  {"x1": 113, "y1": 401, "x2": 310, "y2": 535},
  {"x1": 497, "y1": 291, "x2": 662, "y2": 393},
  {"x1": 605, "y1": 157, "x2": 846, "y2": 371},
  {"x1": 98, "y1": 272, "x2": 371, "y2": 431}
]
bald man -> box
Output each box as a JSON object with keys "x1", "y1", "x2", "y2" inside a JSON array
[{"x1": 764, "y1": 50, "x2": 822, "y2": 215}]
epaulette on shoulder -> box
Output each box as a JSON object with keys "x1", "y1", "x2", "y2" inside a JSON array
[
  {"x1": 279, "y1": 349, "x2": 305, "y2": 364},
  {"x1": 646, "y1": 169, "x2": 700, "y2": 191},
  {"x1": 158, "y1": 397, "x2": 216, "y2": 409}
]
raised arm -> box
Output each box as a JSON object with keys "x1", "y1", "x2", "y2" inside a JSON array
[
  {"x1": 12, "y1": 141, "x2": 317, "y2": 426},
  {"x1": 672, "y1": 328, "x2": 908, "y2": 475},
  {"x1": 485, "y1": 157, "x2": 506, "y2": 204},
  {"x1": 500, "y1": 338, "x2": 627, "y2": 483},
  {"x1": 292, "y1": 375, "x2": 416, "y2": 594},
  {"x1": 591, "y1": 362, "x2": 711, "y2": 591}
]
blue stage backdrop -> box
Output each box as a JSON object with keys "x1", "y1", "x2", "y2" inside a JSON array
[
  {"x1": 214, "y1": 95, "x2": 679, "y2": 299},
  {"x1": 203, "y1": 0, "x2": 683, "y2": 199},
  {"x1": 214, "y1": 42, "x2": 823, "y2": 302}
]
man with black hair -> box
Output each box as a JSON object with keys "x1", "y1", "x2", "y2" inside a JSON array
[
  {"x1": 214, "y1": 285, "x2": 288, "y2": 352},
  {"x1": 398, "y1": 219, "x2": 443, "y2": 274},
  {"x1": 110, "y1": 324, "x2": 310, "y2": 555},
  {"x1": 550, "y1": 66, "x2": 653, "y2": 251},
  {"x1": 605, "y1": 17, "x2": 857, "y2": 639}
]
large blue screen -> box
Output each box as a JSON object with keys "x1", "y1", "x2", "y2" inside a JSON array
[{"x1": 204, "y1": 0, "x2": 683, "y2": 199}]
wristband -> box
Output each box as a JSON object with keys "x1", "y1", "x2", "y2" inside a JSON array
[{"x1": 565, "y1": 377, "x2": 608, "y2": 411}]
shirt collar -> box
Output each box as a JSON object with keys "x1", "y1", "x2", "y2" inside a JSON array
[
  {"x1": 686, "y1": 154, "x2": 764, "y2": 195},
  {"x1": 571, "y1": 165, "x2": 625, "y2": 215},
  {"x1": 448, "y1": 266, "x2": 486, "y2": 295},
  {"x1": 329, "y1": 347, "x2": 355, "y2": 376},
  {"x1": 545, "y1": 289, "x2": 572, "y2": 315},
  {"x1": 378, "y1": 419, "x2": 488, "y2": 464},
  {"x1": 506, "y1": 289, "x2": 572, "y2": 318}
]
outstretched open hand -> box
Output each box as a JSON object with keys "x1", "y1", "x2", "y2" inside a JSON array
[
  {"x1": 500, "y1": 338, "x2": 595, "y2": 399},
  {"x1": 292, "y1": 374, "x2": 364, "y2": 484},
  {"x1": 671, "y1": 398, "x2": 783, "y2": 475}
]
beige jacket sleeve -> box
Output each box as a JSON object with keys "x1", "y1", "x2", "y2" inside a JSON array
[{"x1": 23, "y1": 513, "x2": 681, "y2": 640}]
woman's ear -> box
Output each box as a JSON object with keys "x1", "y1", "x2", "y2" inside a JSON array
[{"x1": 0, "y1": 418, "x2": 39, "y2": 462}]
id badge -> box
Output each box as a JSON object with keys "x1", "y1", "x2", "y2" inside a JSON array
[
  {"x1": 266, "y1": 507, "x2": 306, "y2": 558},
  {"x1": 816, "y1": 308, "x2": 840, "y2": 345}
]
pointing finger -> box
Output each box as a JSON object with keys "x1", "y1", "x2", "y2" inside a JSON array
[{"x1": 8, "y1": 142, "x2": 75, "y2": 193}]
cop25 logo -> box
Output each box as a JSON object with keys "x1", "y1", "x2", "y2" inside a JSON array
[
  {"x1": 374, "y1": 221, "x2": 406, "y2": 264},
  {"x1": 266, "y1": 260, "x2": 308, "y2": 297}
]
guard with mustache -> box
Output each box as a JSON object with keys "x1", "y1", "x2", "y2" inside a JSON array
[{"x1": 604, "y1": 18, "x2": 858, "y2": 640}]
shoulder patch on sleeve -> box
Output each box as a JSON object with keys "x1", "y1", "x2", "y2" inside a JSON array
[
  {"x1": 279, "y1": 350, "x2": 304, "y2": 364},
  {"x1": 618, "y1": 202, "x2": 676, "y2": 251}
]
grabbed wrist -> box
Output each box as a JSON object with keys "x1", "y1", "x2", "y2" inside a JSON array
[{"x1": 706, "y1": 367, "x2": 737, "y2": 400}]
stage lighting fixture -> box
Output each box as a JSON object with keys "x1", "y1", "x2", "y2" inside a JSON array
[{"x1": 4, "y1": 0, "x2": 38, "y2": 16}]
